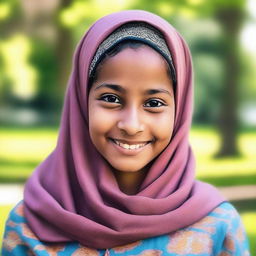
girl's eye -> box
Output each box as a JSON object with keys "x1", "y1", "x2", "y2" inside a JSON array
[
  {"x1": 144, "y1": 99, "x2": 166, "y2": 108},
  {"x1": 99, "y1": 94, "x2": 120, "y2": 104}
]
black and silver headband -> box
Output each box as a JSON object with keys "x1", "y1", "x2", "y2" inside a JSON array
[{"x1": 89, "y1": 22, "x2": 176, "y2": 84}]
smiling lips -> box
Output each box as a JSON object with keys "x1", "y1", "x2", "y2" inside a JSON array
[{"x1": 110, "y1": 138, "x2": 150, "y2": 150}]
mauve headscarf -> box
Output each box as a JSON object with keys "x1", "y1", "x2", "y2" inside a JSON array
[{"x1": 24, "y1": 10, "x2": 225, "y2": 249}]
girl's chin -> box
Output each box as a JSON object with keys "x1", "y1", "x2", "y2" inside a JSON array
[
  {"x1": 107, "y1": 159, "x2": 153, "y2": 174},
  {"x1": 110, "y1": 165, "x2": 144, "y2": 173}
]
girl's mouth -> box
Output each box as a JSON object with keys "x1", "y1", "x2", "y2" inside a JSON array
[{"x1": 109, "y1": 138, "x2": 151, "y2": 151}]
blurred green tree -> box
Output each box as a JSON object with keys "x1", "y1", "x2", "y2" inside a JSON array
[
  {"x1": 0, "y1": 0, "x2": 24, "y2": 106},
  {"x1": 55, "y1": 0, "x2": 73, "y2": 93}
]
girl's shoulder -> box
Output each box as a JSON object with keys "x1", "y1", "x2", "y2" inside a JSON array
[
  {"x1": 159, "y1": 201, "x2": 250, "y2": 256},
  {"x1": 1, "y1": 201, "x2": 95, "y2": 256},
  {"x1": 133, "y1": 202, "x2": 250, "y2": 256},
  {"x1": 203, "y1": 201, "x2": 244, "y2": 228},
  {"x1": 190, "y1": 201, "x2": 247, "y2": 240}
]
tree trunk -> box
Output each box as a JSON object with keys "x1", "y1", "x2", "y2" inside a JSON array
[
  {"x1": 215, "y1": 7, "x2": 245, "y2": 157},
  {"x1": 55, "y1": 0, "x2": 73, "y2": 93}
]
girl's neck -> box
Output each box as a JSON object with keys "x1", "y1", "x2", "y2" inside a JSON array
[{"x1": 113, "y1": 168, "x2": 148, "y2": 195}]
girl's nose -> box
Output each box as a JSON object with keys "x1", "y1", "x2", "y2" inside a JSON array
[{"x1": 117, "y1": 107, "x2": 145, "y2": 136}]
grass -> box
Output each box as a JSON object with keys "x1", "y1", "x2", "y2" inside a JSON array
[
  {"x1": 0, "y1": 127, "x2": 57, "y2": 182},
  {"x1": 0, "y1": 125, "x2": 255, "y2": 254},
  {"x1": 190, "y1": 127, "x2": 256, "y2": 187}
]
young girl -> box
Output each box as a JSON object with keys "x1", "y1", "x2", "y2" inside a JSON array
[{"x1": 2, "y1": 10, "x2": 250, "y2": 256}]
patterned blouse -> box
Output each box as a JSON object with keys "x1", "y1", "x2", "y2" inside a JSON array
[{"x1": 1, "y1": 201, "x2": 250, "y2": 256}]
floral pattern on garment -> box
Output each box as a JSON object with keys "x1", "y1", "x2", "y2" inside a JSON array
[{"x1": 1, "y1": 201, "x2": 250, "y2": 256}]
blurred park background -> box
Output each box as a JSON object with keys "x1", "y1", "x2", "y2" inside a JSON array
[{"x1": 0, "y1": 0, "x2": 255, "y2": 253}]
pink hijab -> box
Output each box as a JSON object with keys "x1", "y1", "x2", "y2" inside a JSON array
[{"x1": 24, "y1": 10, "x2": 225, "y2": 249}]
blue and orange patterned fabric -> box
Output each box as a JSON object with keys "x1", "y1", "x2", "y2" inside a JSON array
[{"x1": 2, "y1": 201, "x2": 250, "y2": 256}]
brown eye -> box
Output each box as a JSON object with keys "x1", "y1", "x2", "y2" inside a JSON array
[
  {"x1": 144, "y1": 99, "x2": 166, "y2": 108},
  {"x1": 100, "y1": 94, "x2": 120, "y2": 103}
]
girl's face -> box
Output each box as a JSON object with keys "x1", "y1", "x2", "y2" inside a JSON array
[{"x1": 88, "y1": 45, "x2": 175, "y2": 173}]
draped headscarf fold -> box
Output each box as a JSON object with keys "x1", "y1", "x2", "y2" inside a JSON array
[{"x1": 24, "y1": 10, "x2": 225, "y2": 249}]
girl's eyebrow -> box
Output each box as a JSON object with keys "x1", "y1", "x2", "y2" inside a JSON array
[
  {"x1": 94, "y1": 83, "x2": 125, "y2": 93},
  {"x1": 145, "y1": 89, "x2": 172, "y2": 96},
  {"x1": 94, "y1": 83, "x2": 172, "y2": 96}
]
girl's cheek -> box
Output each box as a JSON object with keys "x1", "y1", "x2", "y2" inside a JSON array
[
  {"x1": 152, "y1": 110, "x2": 175, "y2": 139},
  {"x1": 89, "y1": 106, "x2": 116, "y2": 132}
]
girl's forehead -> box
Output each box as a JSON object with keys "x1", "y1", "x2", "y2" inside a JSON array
[
  {"x1": 101, "y1": 46, "x2": 167, "y2": 70},
  {"x1": 88, "y1": 22, "x2": 176, "y2": 85},
  {"x1": 91, "y1": 47, "x2": 174, "y2": 94}
]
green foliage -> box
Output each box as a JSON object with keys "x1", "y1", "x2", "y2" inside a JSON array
[
  {"x1": 59, "y1": 0, "x2": 136, "y2": 41},
  {"x1": 0, "y1": 0, "x2": 22, "y2": 24},
  {"x1": 130, "y1": 0, "x2": 246, "y2": 19},
  {"x1": 29, "y1": 39, "x2": 61, "y2": 111},
  {"x1": 239, "y1": 52, "x2": 256, "y2": 103},
  {"x1": 0, "y1": 35, "x2": 38, "y2": 103}
]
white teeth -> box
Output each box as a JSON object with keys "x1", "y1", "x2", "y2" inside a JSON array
[
  {"x1": 123, "y1": 144, "x2": 130, "y2": 149},
  {"x1": 113, "y1": 140, "x2": 148, "y2": 150}
]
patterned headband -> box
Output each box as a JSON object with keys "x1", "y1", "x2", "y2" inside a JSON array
[{"x1": 89, "y1": 22, "x2": 176, "y2": 84}]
